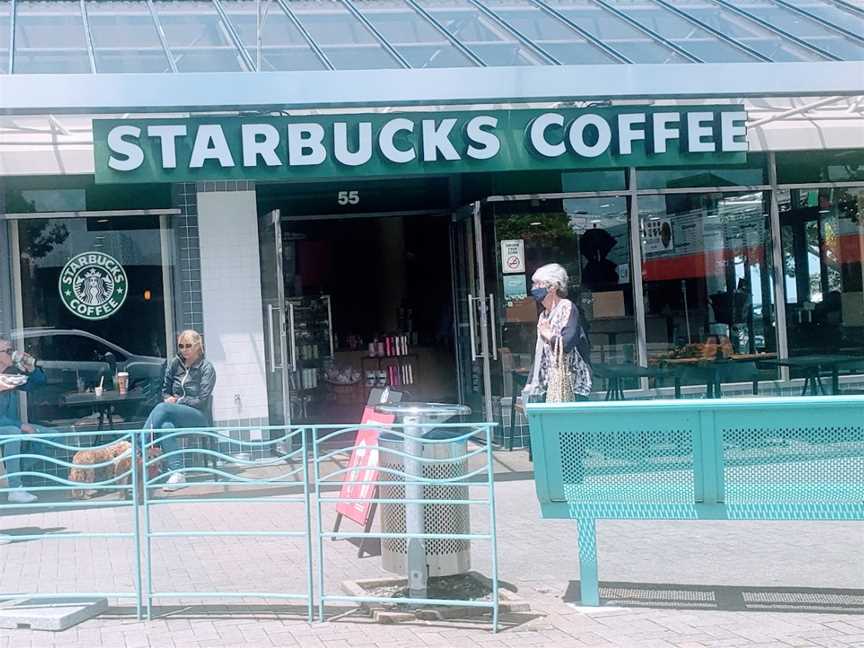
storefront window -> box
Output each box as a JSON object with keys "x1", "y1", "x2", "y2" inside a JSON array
[
  {"x1": 489, "y1": 197, "x2": 637, "y2": 396},
  {"x1": 562, "y1": 169, "x2": 628, "y2": 193},
  {"x1": 779, "y1": 187, "x2": 864, "y2": 361},
  {"x1": 776, "y1": 149, "x2": 864, "y2": 185},
  {"x1": 640, "y1": 191, "x2": 777, "y2": 393},
  {"x1": 637, "y1": 154, "x2": 768, "y2": 190},
  {"x1": 13, "y1": 215, "x2": 171, "y2": 430}
]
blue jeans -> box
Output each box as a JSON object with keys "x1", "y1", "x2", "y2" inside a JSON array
[
  {"x1": 0, "y1": 424, "x2": 53, "y2": 488},
  {"x1": 144, "y1": 402, "x2": 208, "y2": 471}
]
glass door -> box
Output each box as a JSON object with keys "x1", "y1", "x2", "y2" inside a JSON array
[
  {"x1": 258, "y1": 209, "x2": 294, "y2": 429},
  {"x1": 450, "y1": 202, "x2": 494, "y2": 421}
]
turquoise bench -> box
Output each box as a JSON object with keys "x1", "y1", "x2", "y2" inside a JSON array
[{"x1": 526, "y1": 396, "x2": 864, "y2": 606}]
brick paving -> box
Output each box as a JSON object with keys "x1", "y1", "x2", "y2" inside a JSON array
[{"x1": 0, "y1": 449, "x2": 862, "y2": 648}]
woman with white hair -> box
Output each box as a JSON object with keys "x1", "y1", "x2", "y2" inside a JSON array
[{"x1": 524, "y1": 263, "x2": 592, "y2": 402}]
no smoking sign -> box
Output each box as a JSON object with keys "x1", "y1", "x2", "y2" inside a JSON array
[{"x1": 500, "y1": 239, "x2": 525, "y2": 274}]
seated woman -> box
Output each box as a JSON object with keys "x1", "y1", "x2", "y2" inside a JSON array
[{"x1": 145, "y1": 329, "x2": 216, "y2": 490}]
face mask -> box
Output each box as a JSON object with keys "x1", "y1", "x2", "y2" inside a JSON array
[{"x1": 530, "y1": 287, "x2": 548, "y2": 302}]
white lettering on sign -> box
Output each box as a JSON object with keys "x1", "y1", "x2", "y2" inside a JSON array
[
  {"x1": 421, "y1": 118, "x2": 460, "y2": 162},
  {"x1": 617, "y1": 113, "x2": 646, "y2": 156},
  {"x1": 100, "y1": 110, "x2": 748, "y2": 178},
  {"x1": 337, "y1": 190, "x2": 360, "y2": 205},
  {"x1": 107, "y1": 126, "x2": 144, "y2": 171},
  {"x1": 529, "y1": 113, "x2": 566, "y2": 158},
  {"x1": 687, "y1": 112, "x2": 716, "y2": 153},
  {"x1": 288, "y1": 123, "x2": 326, "y2": 166},
  {"x1": 651, "y1": 112, "x2": 680, "y2": 154},
  {"x1": 334, "y1": 122, "x2": 373, "y2": 167},
  {"x1": 147, "y1": 124, "x2": 187, "y2": 169},
  {"x1": 465, "y1": 115, "x2": 500, "y2": 160},
  {"x1": 379, "y1": 118, "x2": 416, "y2": 164},
  {"x1": 721, "y1": 111, "x2": 748, "y2": 152},
  {"x1": 242, "y1": 123, "x2": 282, "y2": 167},
  {"x1": 190, "y1": 124, "x2": 235, "y2": 168},
  {"x1": 568, "y1": 114, "x2": 612, "y2": 158}
]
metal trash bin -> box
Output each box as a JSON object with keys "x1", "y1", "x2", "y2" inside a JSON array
[
  {"x1": 375, "y1": 403, "x2": 472, "y2": 595},
  {"x1": 379, "y1": 429, "x2": 471, "y2": 577}
]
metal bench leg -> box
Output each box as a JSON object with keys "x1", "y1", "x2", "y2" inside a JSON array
[{"x1": 577, "y1": 518, "x2": 599, "y2": 606}]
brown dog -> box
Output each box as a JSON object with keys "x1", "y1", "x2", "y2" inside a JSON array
[
  {"x1": 114, "y1": 445, "x2": 164, "y2": 502},
  {"x1": 69, "y1": 440, "x2": 133, "y2": 499}
]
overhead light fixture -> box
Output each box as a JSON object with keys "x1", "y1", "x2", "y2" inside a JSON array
[
  {"x1": 530, "y1": 221, "x2": 542, "y2": 226},
  {"x1": 97, "y1": 219, "x2": 109, "y2": 223}
]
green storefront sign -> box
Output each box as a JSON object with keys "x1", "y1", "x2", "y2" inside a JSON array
[{"x1": 93, "y1": 106, "x2": 747, "y2": 184}]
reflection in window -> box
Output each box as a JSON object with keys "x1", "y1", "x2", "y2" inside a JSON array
[
  {"x1": 16, "y1": 216, "x2": 169, "y2": 430},
  {"x1": 641, "y1": 192, "x2": 777, "y2": 391},
  {"x1": 490, "y1": 197, "x2": 637, "y2": 394},
  {"x1": 780, "y1": 187, "x2": 864, "y2": 358}
]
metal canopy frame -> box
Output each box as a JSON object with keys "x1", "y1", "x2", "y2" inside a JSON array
[
  {"x1": 3, "y1": 0, "x2": 864, "y2": 76},
  {"x1": 706, "y1": 0, "x2": 840, "y2": 61},
  {"x1": 650, "y1": 0, "x2": 771, "y2": 63}
]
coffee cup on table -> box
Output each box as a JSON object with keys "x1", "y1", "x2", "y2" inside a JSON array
[
  {"x1": 94, "y1": 386, "x2": 104, "y2": 397},
  {"x1": 116, "y1": 372, "x2": 129, "y2": 395}
]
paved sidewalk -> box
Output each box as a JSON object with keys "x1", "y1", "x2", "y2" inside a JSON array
[{"x1": 1, "y1": 449, "x2": 862, "y2": 648}]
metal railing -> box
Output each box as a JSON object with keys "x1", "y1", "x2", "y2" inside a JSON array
[
  {"x1": 313, "y1": 422, "x2": 499, "y2": 630},
  {"x1": 0, "y1": 422, "x2": 499, "y2": 629}
]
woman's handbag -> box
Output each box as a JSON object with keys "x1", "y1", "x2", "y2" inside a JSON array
[{"x1": 546, "y1": 337, "x2": 574, "y2": 403}]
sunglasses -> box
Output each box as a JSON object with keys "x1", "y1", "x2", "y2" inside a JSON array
[{"x1": 178, "y1": 343, "x2": 194, "y2": 350}]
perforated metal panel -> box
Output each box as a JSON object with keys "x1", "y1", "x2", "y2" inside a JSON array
[
  {"x1": 723, "y1": 425, "x2": 864, "y2": 504},
  {"x1": 379, "y1": 438, "x2": 470, "y2": 577},
  {"x1": 559, "y1": 429, "x2": 695, "y2": 503}
]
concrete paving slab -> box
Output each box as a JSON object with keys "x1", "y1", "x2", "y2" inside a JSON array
[{"x1": 0, "y1": 598, "x2": 108, "y2": 631}]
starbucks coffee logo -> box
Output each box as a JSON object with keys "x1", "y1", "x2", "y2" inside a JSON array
[{"x1": 59, "y1": 252, "x2": 128, "y2": 320}]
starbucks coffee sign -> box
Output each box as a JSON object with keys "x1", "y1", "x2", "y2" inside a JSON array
[
  {"x1": 59, "y1": 252, "x2": 128, "y2": 320},
  {"x1": 93, "y1": 106, "x2": 747, "y2": 184}
]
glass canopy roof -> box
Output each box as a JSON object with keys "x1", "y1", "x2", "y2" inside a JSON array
[{"x1": 2, "y1": 0, "x2": 863, "y2": 74}]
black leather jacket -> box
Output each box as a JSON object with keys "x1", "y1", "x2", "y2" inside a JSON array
[{"x1": 161, "y1": 354, "x2": 216, "y2": 419}]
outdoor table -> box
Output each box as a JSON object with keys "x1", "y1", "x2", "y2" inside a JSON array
[
  {"x1": 655, "y1": 353, "x2": 776, "y2": 399},
  {"x1": 758, "y1": 354, "x2": 864, "y2": 395},
  {"x1": 61, "y1": 389, "x2": 147, "y2": 432},
  {"x1": 592, "y1": 363, "x2": 680, "y2": 400},
  {"x1": 374, "y1": 402, "x2": 471, "y2": 601}
]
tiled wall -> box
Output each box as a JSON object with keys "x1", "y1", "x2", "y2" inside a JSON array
[
  {"x1": 171, "y1": 183, "x2": 204, "y2": 334},
  {"x1": 195, "y1": 189, "x2": 270, "y2": 439}
]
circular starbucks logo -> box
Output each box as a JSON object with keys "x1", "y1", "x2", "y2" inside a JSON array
[{"x1": 59, "y1": 252, "x2": 128, "y2": 320}]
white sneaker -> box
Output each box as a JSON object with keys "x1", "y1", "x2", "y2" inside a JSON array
[
  {"x1": 163, "y1": 473, "x2": 186, "y2": 492},
  {"x1": 8, "y1": 489, "x2": 38, "y2": 504}
]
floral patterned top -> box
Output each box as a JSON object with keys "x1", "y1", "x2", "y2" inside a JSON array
[{"x1": 531, "y1": 298, "x2": 592, "y2": 399}]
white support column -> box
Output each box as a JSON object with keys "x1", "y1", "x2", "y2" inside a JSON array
[{"x1": 197, "y1": 190, "x2": 270, "y2": 424}]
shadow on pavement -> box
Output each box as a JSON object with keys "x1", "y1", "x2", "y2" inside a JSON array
[
  {"x1": 564, "y1": 581, "x2": 864, "y2": 614},
  {"x1": 0, "y1": 526, "x2": 66, "y2": 544}
]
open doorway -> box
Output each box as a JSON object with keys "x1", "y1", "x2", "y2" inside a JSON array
[{"x1": 278, "y1": 213, "x2": 458, "y2": 423}]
